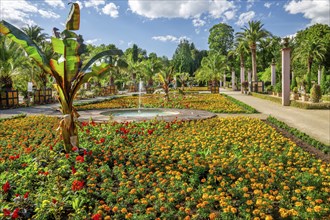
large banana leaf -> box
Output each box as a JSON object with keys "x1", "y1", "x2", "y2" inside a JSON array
[
  {"x1": 51, "y1": 37, "x2": 80, "y2": 83},
  {"x1": 66, "y1": 3, "x2": 80, "y2": 30},
  {"x1": 0, "y1": 20, "x2": 52, "y2": 75}
]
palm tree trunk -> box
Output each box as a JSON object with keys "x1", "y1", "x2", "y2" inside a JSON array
[
  {"x1": 61, "y1": 107, "x2": 79, "y2": 152},
  {"x1": 251, "y1": 44, "x2": 257, "y2": 82}
]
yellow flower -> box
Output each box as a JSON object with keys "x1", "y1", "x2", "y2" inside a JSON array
[{"x1": 314, "y1": 206, "x2": 322, "y2": 212}]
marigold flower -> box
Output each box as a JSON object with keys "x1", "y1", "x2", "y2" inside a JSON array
[{"x1": 314, "y1": 206, "x2": 322, "y2": 212}]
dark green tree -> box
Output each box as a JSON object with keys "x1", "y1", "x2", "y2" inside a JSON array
[
  {"x1": 208, "y1": 23, "x2": 234, "y2": 56},
  {"x1": 172, "y1": 39, "x2": 194, "y2": 74}
]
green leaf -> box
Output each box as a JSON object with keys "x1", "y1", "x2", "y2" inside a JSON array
[
  {"x1": 0, "y1": 20, "x2": 52, "y2": 75},
  {"x1": 51, "y1": 37, "x2": 65, "y2": 55},
  {"x1": 80, "y1": 50, "x2": 123, "y2": 74},
  {"x1": 66, "y1": 3, "x2": 80, "y2": 30}
]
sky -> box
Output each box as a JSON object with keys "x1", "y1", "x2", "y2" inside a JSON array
[{"x1": 1, "y1": 0, "x2": 329, "y2": 58}]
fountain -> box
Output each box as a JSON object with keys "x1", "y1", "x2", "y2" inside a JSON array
[{"x1": 138, "y1": 79, "x2": 143, "y2": 113}]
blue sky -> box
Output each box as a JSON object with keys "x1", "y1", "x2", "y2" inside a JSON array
[{"x1": 1, "y1": 0, "x2": 329, "y2": 58}]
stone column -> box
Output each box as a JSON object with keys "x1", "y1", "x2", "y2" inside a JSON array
[
  {"x1": 248, "y1": 70, "x2": 252, "y2": 92},
  {"x1": 240, "y1": 66, "x2": 245, "y2": 92},
  {"x1": 223, "y1": 74, "x2": 226, "y2": 88},
  {"x1": 282, "y1": 47, "x2": 291, "y2": 106},
  {"x1": 232, "y1": 70, "x2": 236, "y2": 90},
  {"x1": 271, "y1": 62, "x2": 276, "y2": 86},
  {"x1": 318, "y1": 67, "x2": 321, "y2": 85}
]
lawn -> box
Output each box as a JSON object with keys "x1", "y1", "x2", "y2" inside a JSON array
[
  {"x1": 1, "y1": 116, "x2": 329, "y2": 219},
  {"x1": 75, "y1": 94, "x2": 257, "y2": 114}
]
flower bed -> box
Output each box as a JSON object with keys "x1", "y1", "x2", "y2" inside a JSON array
[
  {"x1": 1, "y1": 116, "x2": 329, "y2": 219},
  {"x1": 76, "y1": 94, "x2": 257, "y2": 113}
]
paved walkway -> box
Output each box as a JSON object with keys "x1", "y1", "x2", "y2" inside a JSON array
[{"x1": 222, "y1": 90, "x2": 330, "y2": 145}]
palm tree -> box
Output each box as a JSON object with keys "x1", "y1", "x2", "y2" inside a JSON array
[
  {"x1": 140, "y1": 57, "x2": 162, "y2": 88},
  {"x1": 21, "y1": 25, "x2": 48, "y2": 46},
  {"x1": 294, "y1": 36, "x2": 326, "y2": 91},
  {"x1": 195, "y1": 52, "x2": 228, "y2": 91},
  {"x1": 236, "y1": 20, "x2": 271, "y2": 82},
  {"x1": 0, "y1": 35, "x2": 26, "y2": 90},
  {"x1": 154, "y1": 66, "x2": 175, "y2": 101}
]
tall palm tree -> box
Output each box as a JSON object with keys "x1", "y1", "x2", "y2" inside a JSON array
[
  {"x1": 140, "y1": 57, "x2": 162, "y2": 88},
  {"x1": 294, "y1": 35, "x2": 326, "y2": 91},
  {"x1": 236, "y1": 20, "x2": 271, "y2": 82}
]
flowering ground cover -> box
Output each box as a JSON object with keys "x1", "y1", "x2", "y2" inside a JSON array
[
  {"x1": 76, "y1": 93, "x2": 257, "y2": 113},
  {"x1": 1, "y1": 116, "x2": 329, "y2": 219}
]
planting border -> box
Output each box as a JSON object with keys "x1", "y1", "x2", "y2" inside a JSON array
[
  {"x1": 221, "y1": 93, "x2": 258, "y2": 113},
  {"x1": 266, "y1": 116, "x2": 330, "y2": 154}
]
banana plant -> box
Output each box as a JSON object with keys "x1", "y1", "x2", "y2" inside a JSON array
[{"x1": 0, "y1": 3, "x2": 123, "y2": 152}]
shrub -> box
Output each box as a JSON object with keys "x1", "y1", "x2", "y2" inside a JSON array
[
  {"x1": 292, "y1": 87, "x2": 298, "y2": 93},
  {"x1": 274, "y1": 82, "x2": 282, "y2": 93},
  {"x1": 266, "y1": 85, "x2": 273, "y2": 92},
  {"x1": 310, "y1": 84, "x2": 322, "y2": 103}
]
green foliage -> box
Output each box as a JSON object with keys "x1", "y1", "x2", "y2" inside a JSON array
[
  {"x1": 208, "y1": 23, "x2": 234, "y2": 56},
  {"x1": 274, "y1": 82, "x2": 282, "y2": 93},
  {"x1": 172, "y1": 39, "x2": 194, "y2": 74},
  {"x1": 310, "y1": 84, "x2": 322, "y2": 103},
  {"x1": 221, "y1": 94, "x2": 258, "y2": 113},
  {"x1": 251, "y1": 92, "x2": 282, "y2": 104},
  {"x1": 293, "y1": 87, "x2": 298, "y2": 93},
  {"x1": 266, "y1": 85, "x2": 273, "y2": 92},
  {"x1": 258, "y1": 66, "x2": 271, "y2": 82},
  {"x1": 320, "y1": 67, "x2": 329, "y2": 95},
  {"x1": 291, "y1": 75, "x2": 297, "y2": 90},
  {"x1": 267, "y1": 116, "x2": 330, "y2": 154},
  {"x1": 290, "y1": 100, "x2": 330, "y2": 109}
]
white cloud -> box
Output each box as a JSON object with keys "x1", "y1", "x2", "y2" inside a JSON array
[
  {"x1": 128, "y1": 0, "x2": 235, "y2": 20},
  {"x1": 284, "y1": 0, "x2": 330, "y2": 25},
  {"x1": 152, "y1": 35, "x2": 190, "y2": 43},
  {"x1": 44, "y1": 0, "x2": 65, "y2": 9},
  {"x1": 192, "y1": 18, "x2": 206, "y2": 27},
  {"x1": 236, "y1": 11, "x2": 255, "y2": 26},
  {"x1": 84, "y1": 0, "x2": 105, "y2": 9},
  {"x1": 264, "y1": 2, "x2": 272, "y2": 8},
  {"x1": 39, "y1": 9, "x2": 60, "y2": 19},
  {"x1": 224, "y1": 10, "x2": 235, "y2": 20},
  {"x1": 1, "y1": 0, "x2": 38, "y2": 26},
  {"x1": 86, "y1": 39, "x2": 100, "y2": 45},
  {"x1": 102, "y1": 3, "x2": 119, "y2": 18}
]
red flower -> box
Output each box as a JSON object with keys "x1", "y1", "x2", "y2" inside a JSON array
[
  {"x1": 12, "y1": 208, "x2": 19, "y2": 219},
  {"x1": 83, "y1": 149, "x2": 87, "y2": 155},
  {"x1": 52, "y1": 198, "x2": 57, "y2": 204},
  {"x1": 44, "y1": 171, "x2": 49, "y2": 176},
  {"x1": 2, "y1": 181, "x2": 10, "y2": 193},
  {"x1": 76, "y1": 155, "x2": 84, "y2": 163},
  {"x1": 81, "y1": 121, "x2": 88, "y2": 127},
  {"x1": 24, "y1": 192, "x2": 29, "y2": 199},
  {"x1": 65, "y1": 154, "x2": 70, "y2": 159},
  {"x1": 72, "y1": 146, "x2": 78, "y2": 151},
  {"x1": 72, "y1": 166, "x2": 77, "y2": 174},
  {"x1": 72, "y1": 180, "x2": 84, "y2": 191},
  {"x1": 3, "y1": 209, "x2": 10, "y2": 216},
  {"x1": 147, "y1": 129, "x2": 154, "y2": 135},
  {"x1": 99, "y1": 138, "x2": 105, "y2": 143},
  {"x1": 91, "y1": 213, "x2": 102, "y2": 220}
]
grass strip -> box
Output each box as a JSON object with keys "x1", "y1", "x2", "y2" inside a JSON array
[
  {"x1": 267, "y1": 116, "x2": 329, "y2": 154},
  {"x1": 221, "y1": 93, "x2": 258, "y2": 113}
]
